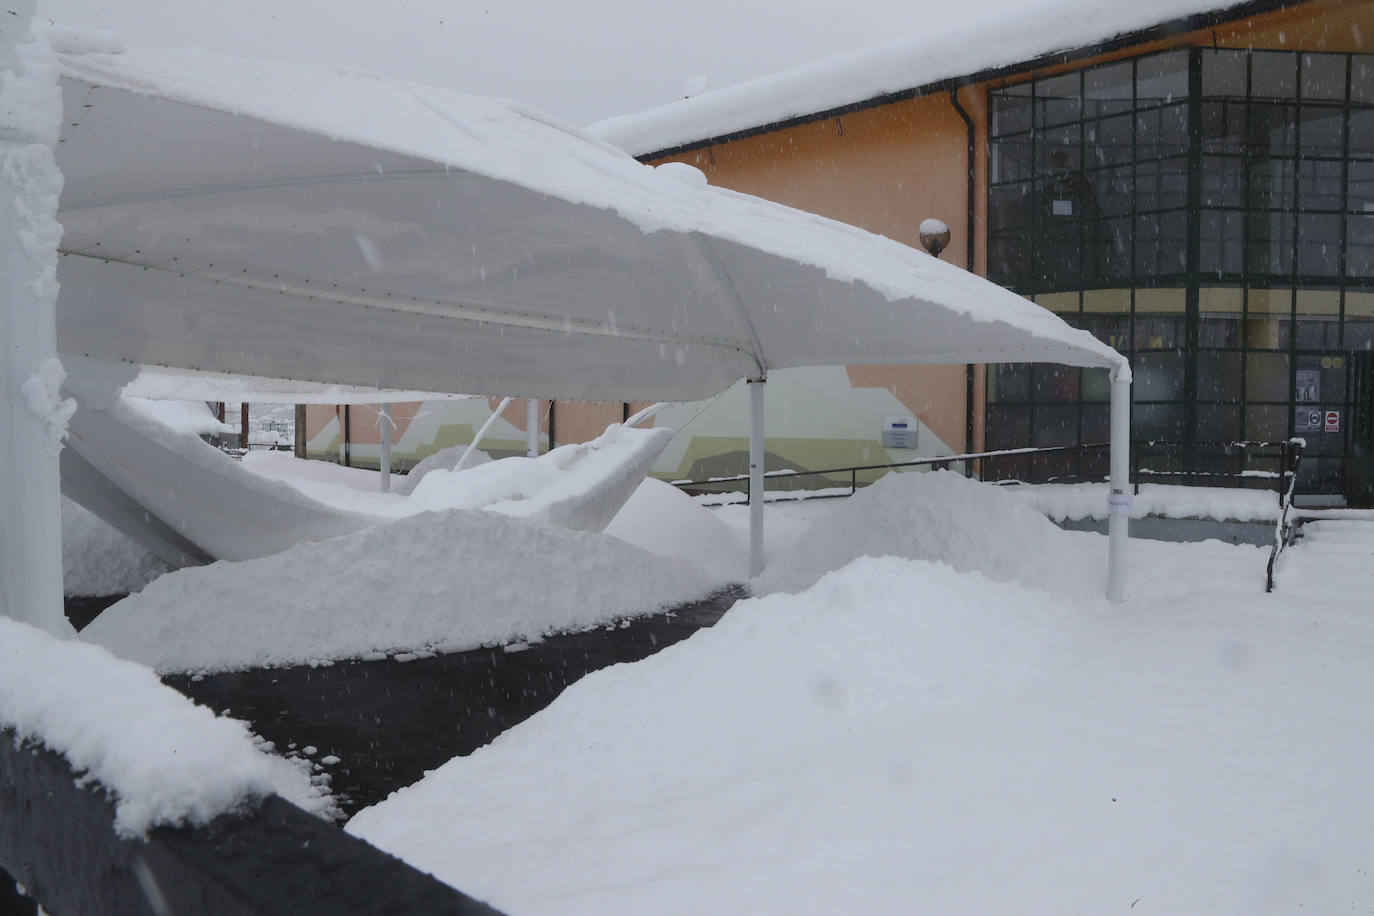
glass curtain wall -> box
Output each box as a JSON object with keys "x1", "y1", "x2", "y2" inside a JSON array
[{"x1": 987, "y1": 48, "x2": 1374, "y2": 494}]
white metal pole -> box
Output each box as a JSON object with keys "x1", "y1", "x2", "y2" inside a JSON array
[
  {"x1": 748, "y1": 378, "x2": 766, "y2": 578},
  {"x1": 457, "y1": 396, "x2": 513, "y2": 472},
  {"x1": 0, "y1": 6, "x2": 74, "y2": 635},
  {"x1": 378, "y1": 402, "x2": 391, "y2": 493},
  {"x1": 1106, "y1": 368, "x2": 1132, "y2": 603},
  {"x1": 527, "y1": 398, "x2": 539, "y2": 457}
]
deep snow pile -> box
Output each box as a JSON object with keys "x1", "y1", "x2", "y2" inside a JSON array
[
  {"x1": 347, "y1": 518, "x2": 1374, "y2": 914},
  {"x1": 0, "y1": 615, "x2": 335, "y2": 836},
  {"x1": 604, "y1": 478, "x2": 748, "y2": 580},
  {"x1": 61, "y1": 497, "x2": 168, "y2": 596},
  {"x1": 754, "y1": 469, "x2": 1099, "y2": 598},
  {"x1": 347, "y1": 557, "x2": 1092, "y2": 913},
  {"x1": 81, "y1": 508, "x2": 724, "y2": 673}
]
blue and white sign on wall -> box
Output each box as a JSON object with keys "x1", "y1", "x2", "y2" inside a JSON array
[{"x1": 882, "y1": 416, "x2": 918, "y2": 449}]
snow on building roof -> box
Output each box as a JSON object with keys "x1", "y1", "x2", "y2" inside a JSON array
[
  {"x1": 50, "y1": 36, "x2": 1126, "y2": 406},
  {"x1": 588, "y1": 0, "x2": 1285, "y2": 157}
]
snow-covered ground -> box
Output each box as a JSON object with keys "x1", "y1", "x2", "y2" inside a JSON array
[
  {"x1": 46, "y1": 465, "x2": 1374, "y2": 912},
  {"x1": 341, "y1": 473, "x2": 1374, "y2": 915}
]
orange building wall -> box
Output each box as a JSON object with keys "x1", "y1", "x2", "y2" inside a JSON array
[{"x1": 651, "y1": 86, "x2": 989, "y2": 455}]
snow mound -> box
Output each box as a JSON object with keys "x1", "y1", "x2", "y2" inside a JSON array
[
  {"x1": 391, "y1": 442, "x2": 492, "y2": 496},
  {"x1": 605, "y1": 478, "x2": 748, "y2": 580},
  {"x1": 82, "y1": 508, "x2": 723, "y2": 674},
  {"x1": 347, "y1": 555, "x2": 1084, "y2": 913},
  {"x1": 755, "y1": 470, "x2": 1098, "y2": 598},
  {"x1": 0, "y1": 616, "x2": 334, "y2": 837},
  {"x1": 62, "y1": 497, "x2": 169, "y2": 597}
]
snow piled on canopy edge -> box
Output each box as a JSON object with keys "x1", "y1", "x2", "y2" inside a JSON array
[
  {"x1": 48, "y1": 34, "x2": 1125, "y2": 378},
  {"x1": 588, "y1": 0, "x2": 1245, "y2": 158},
  {"x1": 0, "y1": 615, "x2": 336, "y2": 836}
]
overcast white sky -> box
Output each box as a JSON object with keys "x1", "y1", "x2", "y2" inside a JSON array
[{"x1": 34, "y1": 0, "x2": 941, "y2": 126}]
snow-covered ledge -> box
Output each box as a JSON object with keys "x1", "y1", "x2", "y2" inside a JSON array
[
  {"x1": 0, "y1": 3, "x2": 72, "y2": 636},
  {"x1": 0, "y1": 614, "x2": 333, "y2": 837}
]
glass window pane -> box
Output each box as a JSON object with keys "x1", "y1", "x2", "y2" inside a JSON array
[
  {"x1": 1348, "y1": 214, "x2": 1374, "y2": 277},
  {"x1": 1084, "y1": 61, "x2": 1133, "y2": 118},
  {"x1": 1198, "y1": 351, "x2": 1243, "y2": 400},
  {"x1": 1135, "y1": 351, "x2": 1186, "y2": 400},
  {"x1": 1036, "y1": 123, "x2": 1081, "y2": 175},
  {"x1": 1245, "y1": 404, "x2": 1288, "y2": 440},
  {"x1": 1203, "y1": 49, "x2": 1247, "y2": 98},
  {"x1": 989, "y1": 363, "x2": 1031, "y2": 403},
  {"x1": 1299, "y1": 103, "x2": 1345, "y2": 157},
  {"x1": 1248, "y1": 156, "x2": 1295, "y2": 210},
  {"x1": 1136, "y1": 51, "x2": 1188, "y2": 105},
  {"x1": 991, "y1": 84, "x2": 1033, "y2": 136},
  {"x1": 989, "y1": 182, "x2": 1033, "y2": 231},
  {"x1": 1351, "y1": 108, "x2": 1374, "y2": 157},
  {"x1": 1297, "y1": 158, "x2": 1344, "y2": 211},
  {"x1": 989, "y1": 233, "x2": 1031, "y2": 288},
  {"x1": 1033, "y1": 364, "x2": 1080, "y2": 402},
  {"x1": 1301, "y1": 53, "x2": 1347, "y2": 100},
  {"x1": 1246, "y1": 210, "x2": 1295, "y2": 275},
  {"x1": 1035, "y1": 221, "x2": 1080, "y2": 290},
  {"x1": 1136, "y1": 156, "x2": 1188, "y2": 212},
  {"x1": 1246, "y1": 352, "x2": 1291, "y2": 401},
  {"x1": 1197, "y1": 404, "x2": 1243, "y2": 440},
  {"x1": 1354, "y1": 57, "x2": 1374, "y2": 105},
  {"x1": 1202, "y1": 155, "x2": 1244, "y2": 208},
  {"x1": 1201, "y1": 209, "x2": 1245, "y2": 275},
  {"x1": 985, "y1": 404, "x2": 1031, "y2": 450},
  {"x1": 1253, "y1": 52, "x2": 1297, "y2": 99},
  {"x1": 1137, "y1": 102, "x2": 1190, "y2": 157},
  {"x1": 1082, "y1": 368, "x2": 1112, "y2": 403},
  {"x1": 1350, "y1": 161, "x2": 1374, "y2": 214},
  {"x1": 1296, "y1": 213, "x2": 1342, "y2": 276},
  {"x1": 990, "y1": 133, "x2": 1033, "y2": 185},
  {"x1": 1036, "y1": 71, "x2": 1081, "y2": 128},
  {"x1": 1202, "y1": 100, "x2": 1246, "y2": 154},
  {"x1": 1084, "y1": 217, "x2": 1131, "y2": 285},
  {"x1": 1199, "y1": 316, "x2": 1242, "y2": 347},
  {"x1": 1249, "y1": 102, "x2": 1296, "y2": 152},
  {"x1": 1032, "y1": 405, "x2": 1078, "y2": 447},
  {"x1": 1089, "y1": 165, "x2": 1134, "y2": 217},
  {"x1": 1134, "y1": 403, "x2": 1188, "y2": 441},
  {"x1": 1085, "y1": 113, "x2": 1133, "y2": 167}
]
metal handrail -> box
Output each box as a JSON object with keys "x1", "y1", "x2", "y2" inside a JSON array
[
  {"x1": 672, "y1": 443, "x2": 1110, "y2": 505},
  {"x1": 1266, "y1": 438, "x2": 1306, "y2": 593}
]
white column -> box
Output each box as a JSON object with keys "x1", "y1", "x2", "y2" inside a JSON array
[
  {"x1": 748, "y1": 377, "x2": 766, "y2": 578},
  {"x1": 378, "y1": 402, "x2": 391, "y2": 493},
  {"x1": 1, "y1": 6, "x2": 73, "y2": 635},
  {"x1": 1106, "y1": 368, "x2": 1132, "y2": 603},
  {"x1": 526, "y1": 398, "x2": 539, "y2": 457}
]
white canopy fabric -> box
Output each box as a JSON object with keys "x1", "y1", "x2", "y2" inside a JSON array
[{"x1": 52, "y1": 44, "x2": 1127, "y2": 403}]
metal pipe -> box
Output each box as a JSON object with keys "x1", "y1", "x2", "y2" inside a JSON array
[
  {"x1": 378, "y1": 402, "x2": 391, "y2": 492},
  {"x1": 748, "y1": 378, "x2": 766, "y2": 578},
  {"x1": 950, "y1": 89, "x2": 979, "y2": 478},
  {"x1": 457, "y1": 396, "x2": 514, "y2": 472},
  {"x1": 526, "y1": 398, "x2": 538, "y2": 457},
  {"x1": 1107, "y1": 370, "x2": 1132, "y2": 603}
]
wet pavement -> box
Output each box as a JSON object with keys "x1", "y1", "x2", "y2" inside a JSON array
[{"x1": 129, "y1": 588, "x2": 745, "y2": 818}]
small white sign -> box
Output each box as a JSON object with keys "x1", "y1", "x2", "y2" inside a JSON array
[
  {"x1": 1052, "y1": 199, "x2": 1073, "y2": 216},
  {"x1": 1325, "y1": 410, "x2": 1340, "y2": 433},
  {"x1": 1108, "y1": 492, "x2": 1132, "y2": 516}
]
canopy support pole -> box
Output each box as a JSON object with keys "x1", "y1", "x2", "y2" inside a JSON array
[
  {"x1": 0, "y1": 6, "x2": 73, "y2": 636},
  {"x1": 1107, "y1": 370, "x2": 1131, "y2": 603},
  {"x1": 378, "y1": 402, "x2": 391, "y2": 492},
  {"x1": 527, "y1": 398, "x2": 539, "y2": 457},
  {"x1": 748, "y1": 377, "x2": 766, "y2": 578}
]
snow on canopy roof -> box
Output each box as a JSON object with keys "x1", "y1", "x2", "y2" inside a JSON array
[
  {"x1": 52, "y1": 38, "x2": 1125, "y2": 404},
  {"x1": 589, "y1": 0, "x2": 1269, "y2": 157}
]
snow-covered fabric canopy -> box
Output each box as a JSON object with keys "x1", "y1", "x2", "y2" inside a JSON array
[{"x1": 52, "y1": 41, "x2": 1125, "y2": 404}]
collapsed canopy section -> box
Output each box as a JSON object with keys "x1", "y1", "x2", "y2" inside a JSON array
[{"x1": 53, "y1": 44, "x2": 1125, "y2": 402}]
